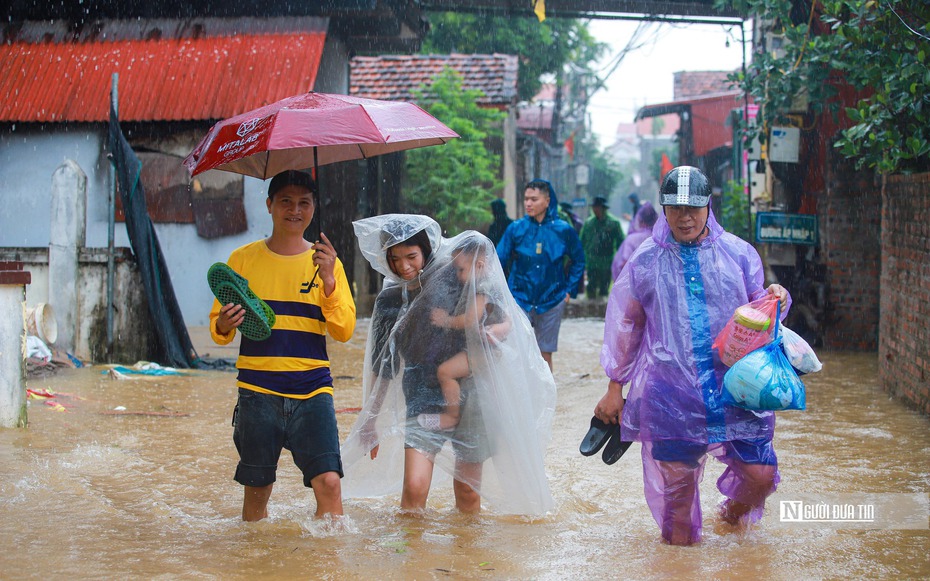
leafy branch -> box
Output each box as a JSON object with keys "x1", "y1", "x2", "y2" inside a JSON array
[
  {"x1": 403, "y1": 68, "x2": 506, "y2": 234},
  {"x1": 716, "y1": 0, "x2": 930, "y2": 174}
]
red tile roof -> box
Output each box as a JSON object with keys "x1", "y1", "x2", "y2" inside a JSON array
[
  {"x1": 0, "y1": 33, "x2": 326, "y2": 123},
  {"x1": 350, "y1": 54, "x2": 518, "y2": 107},
  {"x1": 673, "y1": 70, "x2": 735, "y2": 100}
]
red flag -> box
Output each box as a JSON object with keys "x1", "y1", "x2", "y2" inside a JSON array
[
  {"x1": 660, "y1": 152, "x2": 674, "y2": 181},
  {"x1": 564, "y1": 131, "x2": 575, "y2": 160}
]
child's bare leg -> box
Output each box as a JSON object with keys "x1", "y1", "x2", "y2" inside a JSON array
[{"x1": 436, "y1": 352, "x2": 471, "y2": 429}]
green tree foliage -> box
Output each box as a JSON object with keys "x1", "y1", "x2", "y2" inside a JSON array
[
  {"x1": 421, "y1": 12, "x2": 605, "y2": 101},
  {"x1": 719, "y1": 179, "x2": 755, "y2": 242},
  {"x1": 403, "y1": 69, "x2": 506, "y2": 235},
  {"x1": 716, "y1": 0, "x2": 930, "y2": 174}
]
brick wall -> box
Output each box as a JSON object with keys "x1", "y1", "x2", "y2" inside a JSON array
[
  {"x1": 880, "y1": 172, "x2": 930, "y2": 415},
  {"x1": 821, "y1": 152, "x2": 882, "y2": 349}
]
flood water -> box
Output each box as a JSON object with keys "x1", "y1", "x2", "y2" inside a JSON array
[{"x1": 2, "y1": 318, "x2": 928, "y2": 579}]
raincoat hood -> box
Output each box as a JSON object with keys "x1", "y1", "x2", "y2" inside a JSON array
[
  {"x1": 526, "y1": 179, "x2": 560, "y2": 223},
  {"x1": 544, "y1": 180, "x2": 561, "y2": 222},
  {"x1": 490, "y1": 198, "x2": 508, "y2": 220},
  {"x1": 352, "y1": 214, "x2": 443, "y2": 283},
  {"x1": 628, "y1": 201, "x2": 658, "y2": 235}
]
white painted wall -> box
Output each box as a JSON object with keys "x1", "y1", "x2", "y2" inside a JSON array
[
  {"x1": 0, "y1": 126, "x2": 281, "y2": 326},
  {"x1": 0, "y1": 284, "x2": 27, "y2": 427},
  {"x1": 0, "y1": 129, "x2": 107, "y2": 247}
]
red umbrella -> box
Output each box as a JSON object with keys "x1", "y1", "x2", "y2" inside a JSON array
[
  {"x1": 184, "y1": 91, "x2": 458, "y2": 286},
  {"x1": 182, "y1": 91, "x2": 459, "y2": 179}
]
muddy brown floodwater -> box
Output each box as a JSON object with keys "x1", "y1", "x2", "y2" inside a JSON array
[{"x1": 1, "y1": 319, "x2": 928, "y2": 579}]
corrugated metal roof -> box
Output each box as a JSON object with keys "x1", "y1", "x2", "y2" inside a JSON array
[
  {"x1": 0, "y1": 32, "x2": 326, "y2": 123},
  {"x1": 350, "y1": 54, "x2": 518, "y2": 107}
]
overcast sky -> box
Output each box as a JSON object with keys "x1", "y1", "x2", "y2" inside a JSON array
[{"x1": 586, "y1": 18, "x2": 751, "y2": 146}]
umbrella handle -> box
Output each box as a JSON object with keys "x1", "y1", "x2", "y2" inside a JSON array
[{"x1": 309, "y1": 265, "x2": 320, "y2": 289}]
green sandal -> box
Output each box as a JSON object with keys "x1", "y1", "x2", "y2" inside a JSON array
[{"x1": 207, "y1": 262, "x2": 276, "y2": 341}]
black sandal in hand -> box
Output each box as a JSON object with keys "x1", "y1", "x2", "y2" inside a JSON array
[{"x1": 579, "y1": 416, "x2": 632, "y2": 465}]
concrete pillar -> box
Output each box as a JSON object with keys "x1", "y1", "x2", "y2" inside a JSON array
[
  {"x1": 0, "y1": 262, "x2": 31, "y2": 428},
  {"x1": 48, "y1": 159, "x2": 87, "y2": 353}
]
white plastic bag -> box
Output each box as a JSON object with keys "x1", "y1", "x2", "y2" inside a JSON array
[
  {"x1": 26, "y1": 335, "x2": 52, "y2": 363},
  {"x1": 780, "y1": 326, "x2": 822, "y2": 374}
]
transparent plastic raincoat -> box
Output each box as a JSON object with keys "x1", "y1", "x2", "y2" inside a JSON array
[
  {"x1": 342, "y1": 215, "x2": 556, "y2": 515},
  {"x1": 601, "y1": 204, "x2": 791, "y2": 540}
]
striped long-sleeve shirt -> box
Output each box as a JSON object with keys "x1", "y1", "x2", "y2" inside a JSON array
[{"x1": 209, "y1": 240, "x2": 356, "y2": 399}]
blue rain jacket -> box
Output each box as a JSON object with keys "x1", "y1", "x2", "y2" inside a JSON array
[{"x1": 496, "y1": 180, "x2": 585, "y2": 314}]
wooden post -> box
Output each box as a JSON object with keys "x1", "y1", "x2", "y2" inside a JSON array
[{"x1": 0, "y1": 261, "x2": 31, "y2": 428}]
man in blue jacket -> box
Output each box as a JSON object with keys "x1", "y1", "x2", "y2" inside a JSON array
[{"x1": 497, "y1": 179, "x2": 585, "y2": 371}]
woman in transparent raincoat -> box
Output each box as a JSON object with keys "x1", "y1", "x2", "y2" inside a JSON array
[
  {"x1": 341, "y1": 214, "x2": 556, "y2": 515},
  {"x1": 595, "y1": 167, "x2": 790, "y2": 545}
]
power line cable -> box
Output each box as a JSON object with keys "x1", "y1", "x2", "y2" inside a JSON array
[{"x1": 884, "y1": 1, "x2": 930, "y2": 42}]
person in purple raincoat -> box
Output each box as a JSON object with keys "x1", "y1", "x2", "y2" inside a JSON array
[
  {"x1": 594, "y1": 166, "x2": 789, "y2": 546},
  {"x1": 610, "y1": 201, "x2": 658, "y2": 281}
]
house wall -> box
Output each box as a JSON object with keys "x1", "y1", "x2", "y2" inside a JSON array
[
  {"x1": 0, "y1": 246, "x2": 158, "y2": 363},
  {"x1": 0, "y1": 128, "x2": 108, "y2": 247},
  {"x1": 880, "y1": 172, "x2": 930, "y2": 415},
  {"x1": 820, "y1": 149, "x2": 881, "y2": 350}
]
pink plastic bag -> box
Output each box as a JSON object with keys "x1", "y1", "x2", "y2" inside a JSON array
[{"x1": 712, "y1": 295, "x2": 779, "y2": 367}]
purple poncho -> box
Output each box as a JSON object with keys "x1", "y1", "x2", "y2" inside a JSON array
[
  {"x1": 611, "y1": 201, "x2": 658, "y2": 281},
  {"x1": 600, "y1": 205, "x2": 790, "y2": 444}
]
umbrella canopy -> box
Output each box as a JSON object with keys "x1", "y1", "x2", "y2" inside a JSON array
[{"x1": 182, "y1": 92, "x2": 459, "y2": 179}]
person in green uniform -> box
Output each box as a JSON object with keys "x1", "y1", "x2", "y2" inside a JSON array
[{"x1": 580, "y1": 196, "x2": 624, "y2": 300}]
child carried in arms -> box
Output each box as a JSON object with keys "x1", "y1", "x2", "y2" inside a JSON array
[{"x1": 421, "y1": 237, "x2": 512, "y2": 431}]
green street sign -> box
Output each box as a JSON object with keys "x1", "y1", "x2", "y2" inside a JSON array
[{"x1": 755, "y1": 212, "x2": 818, "y2": 245}]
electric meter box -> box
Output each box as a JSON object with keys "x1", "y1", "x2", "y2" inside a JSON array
[{"x1": 769, "y1": 126, "x2": 800, "y2": 163}]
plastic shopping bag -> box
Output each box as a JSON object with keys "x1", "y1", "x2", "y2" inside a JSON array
[
  {"x1": 723, "y1": 303, "x2": 806, "y2": 411},
  {"x1": 780, "y1": 325, "x2": 823, "y2": 375},
  {"x1": 713, "y1": 295, "x2": 779, "y2": 367}
]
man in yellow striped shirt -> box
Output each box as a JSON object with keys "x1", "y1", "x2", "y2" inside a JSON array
[{"x1": 210, "y1": 170, "x2": 356, "y2": 521}]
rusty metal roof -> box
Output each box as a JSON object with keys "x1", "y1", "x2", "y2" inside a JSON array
[
  {"x1": 0, "y1": 32, "x2": 326, "y2": 123},
  {"x1": 636, "y1": 91, "x2": 743, "y2": 157},
  {"x1": 350, "y1": 53, "x2": 518, "y2": 107}
]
